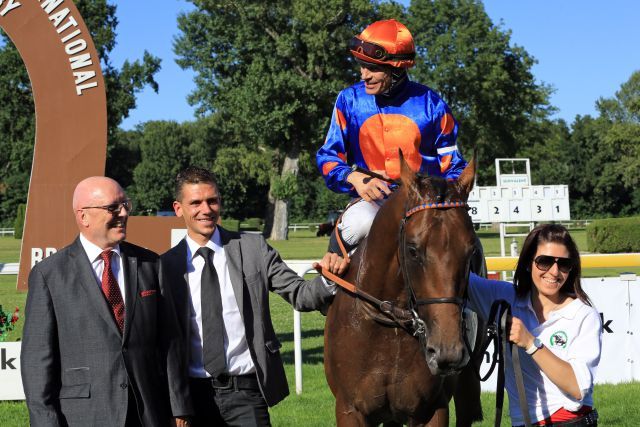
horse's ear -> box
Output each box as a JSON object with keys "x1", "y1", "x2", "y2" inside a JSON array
[
  {"x1": 457, "y1": 154, "x2": 476, "y2": 197},
  {"x1": 399, "y1": 149, "x2": 417, "y2": 186}
]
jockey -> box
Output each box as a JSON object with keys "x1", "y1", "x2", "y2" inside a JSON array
[{"x1": 317, "y1": 19, "x2": 467, "y2": 254}]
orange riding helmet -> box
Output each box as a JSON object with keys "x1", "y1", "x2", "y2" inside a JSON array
[{"x1": 348, "y1": 19, "x2": 416, "y2": 69}]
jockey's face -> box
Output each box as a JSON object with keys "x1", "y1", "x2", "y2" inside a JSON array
[{"x1": 360, "y1": 63, "x2": 393, "y2": 95}]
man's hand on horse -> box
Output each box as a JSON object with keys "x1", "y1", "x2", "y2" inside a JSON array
[
  {"x1": 347, "y1": 170, "x2": 391, "y2": 202},
  {"x1": 315, "y1": 252, "x2": 350, "y2": 276}
]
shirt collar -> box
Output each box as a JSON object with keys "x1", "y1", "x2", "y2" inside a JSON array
[
  {"x1": 79, "y1": 233, "x2": 121, "y2": 262},
  {"x1": 185, "y1": 227, "x2": 222, "y2": 260},
  {"x1": 515, "y1": 291, "x2": 582, "y2": 320}
]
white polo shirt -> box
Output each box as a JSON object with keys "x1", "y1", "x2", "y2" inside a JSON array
[{"x1": 467, "y1": 273, "x2": 602, "y2": 426}]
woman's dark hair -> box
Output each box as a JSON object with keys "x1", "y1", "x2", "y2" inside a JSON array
[{"x1": 513, "y1": 223, "x2": 592, "y2": 306}]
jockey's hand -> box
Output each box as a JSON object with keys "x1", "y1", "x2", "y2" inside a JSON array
[
  {"x1": 173, "y1": 417, "x2": 191, "y2": 427},
  {"x1": 347, "y1": 170, "x2": 391, "y2": 202},
  {"x1": 315, "y1": 252, "x2": 350, "y2": 276},
  {"x1": 508, "y1": 316, "x2": 535, "y2": 350}
]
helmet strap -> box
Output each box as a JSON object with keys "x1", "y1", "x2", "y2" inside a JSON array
[{"x1": 381, "y1": 68, "x2": 408, "y2": 97}]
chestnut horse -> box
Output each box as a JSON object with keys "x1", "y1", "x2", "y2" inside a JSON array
[{"x1": 324, "y1": 155, "x2": 483, "y2": 426}]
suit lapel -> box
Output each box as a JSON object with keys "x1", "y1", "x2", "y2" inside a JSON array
[
  {"x1": 120, "y1": 242, "x2": 138, "y2": 342},
  {"x1": 69, "y1": 238, "x2": 122, "y2": 337},
  {"x1": 219, "y1": 227, "x2": 244, "y2": 321}
]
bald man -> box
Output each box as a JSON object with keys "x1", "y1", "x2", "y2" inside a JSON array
[{"x1": 21, "y1": 177, "x2": 192, "y2": 426}]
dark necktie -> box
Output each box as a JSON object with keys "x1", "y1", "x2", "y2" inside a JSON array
[
  {"x1": 100, "y1": 250, "x2": 125, "y2": 333},
  {"x1": 196, "y1": 246, "x2": 226, "y2": 376}
]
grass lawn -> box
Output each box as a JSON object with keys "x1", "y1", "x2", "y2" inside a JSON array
[{"x1": 1, "y1": 232, "x2": 639, "y2": 425}]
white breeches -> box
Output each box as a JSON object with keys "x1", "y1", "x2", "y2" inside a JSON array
[{"x1": 337, "y1": 198, "x2": 385, "y2": 247}]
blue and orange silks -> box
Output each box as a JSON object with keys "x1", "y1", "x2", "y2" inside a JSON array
[{"x1": 317, "y1": 79, "x2": 466, "y2": 197}]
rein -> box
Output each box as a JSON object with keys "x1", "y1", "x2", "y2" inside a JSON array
[{"x1": 468, "y1": 300, "x2": 532, "y2": 427}]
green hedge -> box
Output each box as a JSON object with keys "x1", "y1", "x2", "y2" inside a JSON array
[
  {"x1": 220, "y1": 219, "x2": 240, "y2": 232},
  {"x1": 586, "y1": 217, "x2": 640, "y2": 253}
]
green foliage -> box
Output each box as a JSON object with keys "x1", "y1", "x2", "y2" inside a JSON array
[
  {"x1": 13, "y1": 203, "x2": 25, "y2": 239},
  {"x1": 130, "y1": 121, "x2": 192, "y2": 213},
  {"x1": 220, "y1": 218, "x2": 240, "y2": 232},
  {"x1": 586, "y1": 217, "x2": 640, "y2": 253},
  {"x1": 407, "y1": 0, "x2": 554, "y2": 185},
  {"x1": 0, "y1": 1, "x2": 160, "y2": 225},
  {"x1": 175, "y1": 0, "x2": 378, "y2": 234},
  {"x1": 0, "y1": 304, "x2": 20, "y2": 341},
  {"x1": 213, "y1": 146, "x2": 273, "y2": 220},
  {"x1": 243, "y1": 217, "x2": 264, "y2": 231},
  {"x1": 271, "y1": 173, "x2": 299, "y2": 200}
]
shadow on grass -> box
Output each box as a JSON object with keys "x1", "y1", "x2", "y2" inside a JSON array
[
  {"x1": 280, "y1": 344, "x2": 325, "y2": 365},
  {"x1": 277, "y1": 328, "x2": 324, "y2": 343}
]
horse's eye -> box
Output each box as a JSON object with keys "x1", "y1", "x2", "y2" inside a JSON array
[{"x1": 408, "y1": 246, "x2": 419, "y2": 259}]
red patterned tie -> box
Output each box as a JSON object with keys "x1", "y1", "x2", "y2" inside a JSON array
[{"x1": 100, "y1": 250, "x2": 125, "y2": 333}]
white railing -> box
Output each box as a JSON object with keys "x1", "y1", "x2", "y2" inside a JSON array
[
  {"x1": 288, "y1": 223, "x2": 321, "y2": 232},
  {"x1": 0, "y1": 263, "x2": 19, "y2": 275},
  {"x1": 0, "y1": 228, "x2": 15, "y2": 237}
]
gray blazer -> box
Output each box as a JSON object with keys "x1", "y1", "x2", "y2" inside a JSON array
[
  {"x1": 21, "y1": 238, "x2": 190, "y2": 427},
  {"x1": 161, "y1": 227, "x2": 333, "y2": 407}
]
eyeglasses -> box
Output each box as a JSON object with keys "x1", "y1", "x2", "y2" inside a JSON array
[
  {"x1": 81, "y1": 199, "x2": 132, "y2": 214},
  {"x1": 534, "y1": 255, "x2": 574, "y2": 273},
  {"x1": 348, "y1": 37, "x2": 415, "y2": 62}
]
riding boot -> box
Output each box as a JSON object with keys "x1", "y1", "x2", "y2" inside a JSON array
[
  {"x1": 327, "y1": 228, "x2": 358, "y2": 256},
  {"x1": 470, "y1": 235, "x2": 487, "y2": 278}
]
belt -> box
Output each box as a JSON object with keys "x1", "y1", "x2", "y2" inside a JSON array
[
  {"x1": 196, "y1": 373, "x2": 260, "y2": 391},
  {"x1": 514, "y1": 409, "x2": 598, "y2": 427}
]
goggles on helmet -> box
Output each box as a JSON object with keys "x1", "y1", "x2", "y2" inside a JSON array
[{"x1": 348, "y1": 36, "x2": 416, "y2": 63}]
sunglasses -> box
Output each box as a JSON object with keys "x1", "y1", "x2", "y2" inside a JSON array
[
  {"x1": 81, "y1": 199, "x2": 132, "y2": 215},
  {"x1": 348, "y1": 37, "x2": 415, "y2": 62},
  {"x1": 534, "y1": 255, "x2": 574, "y2": 273}
]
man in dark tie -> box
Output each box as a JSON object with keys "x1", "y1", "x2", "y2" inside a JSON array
[
  {"x1": 162, "y1": 166, "x2": 338, "y2": 426},
  {"x1": 21, "y1": 176, "x2": 191, "y2": 426}
]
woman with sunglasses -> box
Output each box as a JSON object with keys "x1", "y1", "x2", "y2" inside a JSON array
[{"x1": 468, "y1": 223, "x2": 602, "y2": 426}]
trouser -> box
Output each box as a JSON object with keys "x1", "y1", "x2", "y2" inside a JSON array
[
  {"x1": 514, "y1": 409, "x2": 598, "y2": 427},
  {"x1": 189, "y1": 374, "x2": 271, "y2": 427},
  {"x1": 328, "y1": 198, "x2": 383, "y2": 254}
]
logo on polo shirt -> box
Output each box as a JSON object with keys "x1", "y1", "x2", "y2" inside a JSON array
[{"x1": 549, "y1": 331, "x2": 568, "y2": 348}]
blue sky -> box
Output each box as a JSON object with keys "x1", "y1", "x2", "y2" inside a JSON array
[{"x1": 111, "y1": 1, "x2": 640, "y2": 130}]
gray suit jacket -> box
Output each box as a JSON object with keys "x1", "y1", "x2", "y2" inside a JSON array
[
  {"x1": 161, "y1": 227, "x2": 333, "y2": 407},
  {"x1": 21, "y1": 238, "x2": 190, "y2": 427}
]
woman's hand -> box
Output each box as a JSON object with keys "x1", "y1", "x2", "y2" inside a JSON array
[{"x1": 509, "y1": 316, "x2": 535, "y2": 349}]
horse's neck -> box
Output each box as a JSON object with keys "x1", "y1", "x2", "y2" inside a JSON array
[{"x1": 355, "y1": 194, "x2": 406, "y2": 301}]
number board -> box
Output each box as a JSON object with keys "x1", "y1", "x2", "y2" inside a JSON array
[{"x1": 467, "y1": 185, "x2": 570, "y2": 223}]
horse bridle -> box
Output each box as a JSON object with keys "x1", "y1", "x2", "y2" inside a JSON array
[
  {"x1": 316, "y1": 198, "x2": 472, "y2": 339},
  {"x1": 398, "y1": 199, "x2": 470, "y2": 343}
]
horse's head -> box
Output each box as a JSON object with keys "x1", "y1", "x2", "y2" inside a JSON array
[{"x1": 397, "y1": 151, "x2": 477, "y2": 376}]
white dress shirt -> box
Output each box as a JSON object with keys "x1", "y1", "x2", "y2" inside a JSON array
[
  {"x1": 79, "y1": 233, "x2": 126, "y2": 305},
  {"x1": 185, "y1": 228, "x2": 255, "y2": 378}
]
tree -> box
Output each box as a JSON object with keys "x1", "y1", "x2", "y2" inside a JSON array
[
  {"x1": 174, "y1": 0, "x2": 378, "y2": 239},
  {"x1": 0, "y1": 0, "x2": 160, "y2": 225},
  {"x1": 128, "y1": 117, "x2": 224, "y2": 213},
  {"x1": 212, "y1": 146, "x2": 273, "y2": 220},
  {"x1": 406, "y1": 0, "x2": 554, "y2": 184}
]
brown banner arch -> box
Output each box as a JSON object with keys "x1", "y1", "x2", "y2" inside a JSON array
[{"x1": 1, "y1": 0, "x2": 182, "y2": 291}]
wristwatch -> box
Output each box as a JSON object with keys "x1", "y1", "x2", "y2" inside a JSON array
[{"x1": 526, "y1": 337, "x2": 544, "y2": 355}]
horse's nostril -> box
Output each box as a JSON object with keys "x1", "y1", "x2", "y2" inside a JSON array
[{"x1": 426, "y1": 347, "x2": 437, "y2": 357}]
